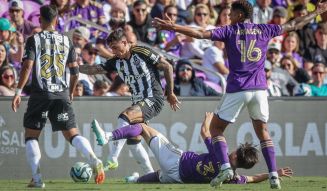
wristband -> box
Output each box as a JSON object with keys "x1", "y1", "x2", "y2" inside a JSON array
[{"x1": 15, "y1": 88, "x2": 22, "y2": 96}]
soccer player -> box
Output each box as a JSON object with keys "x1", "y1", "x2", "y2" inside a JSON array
[
  {"x1": 79, "y1": 29, "x2": 180, "y2": 174},
  {"x1": 92, "y1": 112, "x2": 293, "y2": 184},
  {"x1": 11, "y1": 5, "x2": 105, "y2": 187},
  {"x1": 152, "y1": 0, "x2": 327, "y2": 189}
]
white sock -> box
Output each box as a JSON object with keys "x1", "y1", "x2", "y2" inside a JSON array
[
  {"x1": 105, "y1": 132, "x2": 113, "y2": 141},
  {"x1": 71, "y1": 135, "x2": 97, "y2": 162},
  {"x1": 221, "y1": 163, "x2": 231, "y2": 170},
  {"x1": 269, "y1": 171, "x2": 279, "y2": 179},
  {"x1": 108, "y1": 117, "x2": 129, "y2": 162},
  {"x1": 129, "y1": 143, "x2": 154, "y2": 174},
  {"x1": 25, "y1": 139, "x2": 42, "y2": 181}
]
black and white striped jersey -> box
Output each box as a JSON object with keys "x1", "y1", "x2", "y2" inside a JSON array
[
  {"x1": 23, "y1": 31, "x2": 76, "y2": 99},
  {"x1": 100, "y1": 46, "x2": 164, "y2": 104}
]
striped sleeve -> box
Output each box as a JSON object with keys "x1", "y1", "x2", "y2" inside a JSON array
[{"x1": 131, "y1": 46, "x2": 160, "y2": 65}]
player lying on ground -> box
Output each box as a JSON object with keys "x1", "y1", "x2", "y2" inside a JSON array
[{"x1": 92, "y1": 112, "x2": 292, "y2": 184}]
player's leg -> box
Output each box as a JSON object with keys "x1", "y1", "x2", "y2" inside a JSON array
[
  {"x1": 49, "y1": 99, "x2": 105, "y2": 184},
  {"x1": 210, "y1": 92, "x2": 246, "y2": 188},
  {"x1": 248, "y1": 90, "x2": 280, "y2": 189},
  {"x1": 23, "y1": 98, "x2": 48, "y2": 188}
]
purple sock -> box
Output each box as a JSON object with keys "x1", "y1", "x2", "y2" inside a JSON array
[
  {"x1": 261, "y1": 140, "x2": 277, "y2": 172},
  {"x1": 112, "y1": 124, "x2": 143, "y2": 140},
  {"x1": 212, "y1": 136, "x2": 230, "y2": 167},
  {"x1": 137, "y1": 171, "x2": 160, "y2": 183}
]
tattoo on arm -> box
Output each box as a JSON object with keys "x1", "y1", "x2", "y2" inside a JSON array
[
  {"x1": 282, "y1": 10, "x2": 319, "y2": 32},
  {"x1": 79, "y1": 65, "x2": 107, "y2": 75},
  {"x1": 158, "y1": 57, "x2": 174, "y2": 95}
]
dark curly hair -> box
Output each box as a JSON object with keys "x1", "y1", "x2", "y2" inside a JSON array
[
  {"x1": 236, "y1": 142, "x2": 259, "y2": 169},
  {"x1": 231, "y1": 0, "x2": 253, "y2": 20}
]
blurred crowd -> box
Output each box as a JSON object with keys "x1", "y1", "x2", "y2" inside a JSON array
[{"x1": 0, "y1": 0, "x2": 326, "y2": 97}]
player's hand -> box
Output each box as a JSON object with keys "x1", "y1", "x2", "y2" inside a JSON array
[
  {"x1": 11, "y1": 95, "x2": 21, "y2": 112},
  {"x1": 152, "y1": 17, "x2": 174, "y2": 31},
  {"x1": 167, "y1": 93, "x2": 181, "y2": 111},
  {"x1": 277, "y1": 167, "x2": 293, "y2": 178}
]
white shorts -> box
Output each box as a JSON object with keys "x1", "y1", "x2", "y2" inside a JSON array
[
  {"x1": 149, "y1": 134, "x2": 183, "y2": 183},
  {"x1": 215, "y1": 90, "x2": 269, "y2": 123}
]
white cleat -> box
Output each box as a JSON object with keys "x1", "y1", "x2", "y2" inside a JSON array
[
  {"x1": 210, "y1": 168, "x2": 233, "y2": 188},
  {"x1": 27, "y1": 179, "x2": 45, "y2": 188},
  {"x1": 91, "y1": 119, "x2": 108, "y2": 146},
  {"x1": 270, "y1": 176, "x2": 281, "y2": 189}
]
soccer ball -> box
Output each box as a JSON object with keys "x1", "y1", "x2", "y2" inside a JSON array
[{"x1": 70, "y1": 162, "x2": 93, "y2": 183}]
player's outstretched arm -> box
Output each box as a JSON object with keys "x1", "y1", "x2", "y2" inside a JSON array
[
  {"x1": 68, "y1": 62, "x2": 79, "y2": 101},
  {"x1": 157, "y1": 57, "x2": 181, "y2": 111},
  {"x1": 79, "y1": 64, "x2": 107, "y2": 75},
  {"x1": 11, "y1": 59, "x2": 34, "y2": 112},
  {"x1": 201, "y1": 112, "x2": 213, "y2": 140},
  {"x1": 282, "y1": 0, "x2": 327, "y2": 32},
  {"x1": 246, "y1": 167, "x2": 293, "y2": 183},
  {"x1": 152, "y1": 16, "x2": 212, "y2": 39}
]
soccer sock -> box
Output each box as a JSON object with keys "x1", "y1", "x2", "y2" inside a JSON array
[
  {"x1": 129, "y1": 143, "x2": 154, "y2": 174},
  {"x1": 111, "y1": 124, "x2": 143, "y2": 140},
  {"x1": 137, "y1": 171, "x2": 160, "y2": 183},
  {"x1": 71, "y1": 135, "x2": 97, "y2": 161},
  {"x1": 108, "y1": 117, "x2": 129, "y2": 162},
  {"x1": 212, "y1": 136, "x2": 231, "y2": 170},
  {"x1": 25, "y1": 139, "x2": 42, "y2": 181},
  {"x1": 261, "y1": 140, "x2": 278, "y2": 177}
]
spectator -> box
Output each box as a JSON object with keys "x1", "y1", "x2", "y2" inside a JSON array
[
  {"x1": 296, "y1": 63, "x2": 327, "y2": 96},
  {"x1": 252, "y1": 0, "x2": 273, "y2": 24},
  {"x1": 181, "y1": 4, "x2": 214, "y2": 59},
  {"x1": 215, "y1": 4, "x2": 231, "y2": 27},
  {"x1": 202, "y1": 40, "x2": 229, "y2": 85},
  {"x1": 303, "y1": 22, "x2": 327, "y2": 68},
  {"x1": 0, "y1": 65, "x2": 16, "y2": 96},
  {"x1": 125, "y1": 31, "x2": 138, "y2": 47},
  {"x1": 287, "y1": 0, "x2": 321, "y2": 23},
  {"x1": 269, "y1": 6, "x2": 288, "y2": 45},
  {"x1": 173, "y1": 59, "x2": 220, "y2": 96},
  {"x1": 267, "y1": 42, "x2": 298, "y2": 96},
  {"x1": 0, "y1": 41, "x2": 9, "y2": 68},
  {"x1": 93, "y1": 80, "x2": 110, "y2": 96},
  {"x1": 265, "y1": 60, "x2": 282, "y2": 96},
  {"x1": 72, "y1": 26, "x2": 90, "y2": 56},
  {"x1": 157, "y1": 5, "x2": 185, "y2": 57},
  {"x1": 69, "y1": 0, "x2": 106, "y2": 39},
  {"x1": 73, "y1": 81, "x2": 85, "y2": 96},
  {"x1": 281, "y1": 32, "x2": 304, "y2": 67},
  {"x1": 150, "y1": 0, "x2": 174, "y2": 20},
  {"x1": 103, "y1": 0, "x2": 130, "y2": 23},
  {"x1": 280, "y1": 55, "x2": 311, "y2": 83},
  {"x1": 8, "y1": 0, "x2": 39, "y2": 40},
  {"x1": 106, "y1": 77, "x2": 130, "y2": 96},
  {"x1": 186, "y1": 0, "x2": 218, "y2": 25},
  {"x1": 293, "y1": 4, "x2": 316, "y2": 56},
  {"x1": 128, "y1": 0, "x2": 158, "y2": 45},
  {"x1": 50, "y1": 0, "x2": 71, "y2": 33}
]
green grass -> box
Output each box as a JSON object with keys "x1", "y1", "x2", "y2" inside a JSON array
[{"x1": 1, "y1": 177, "x2": 327, "y2": 191}]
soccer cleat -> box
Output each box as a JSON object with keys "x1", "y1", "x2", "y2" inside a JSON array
[
  {"x1": 27, "y1": 179, "x2": 45, "y2": 188},
  {"x1": 269, "y1": 176, "x2": 281, "y2": 189},
  {"x1": 104, "y1": 160, "x2": 119, "y2": 171},
  {"x1": 125, "y1": 172, "x2": 139, "y2": 183},
  {"x1": 210, "y1": 168, "x2": 233, "y2": 188},
  {"x1": 91, "y1": 119, "x2": 108, "y2": 146},
  {"x1": 91, "y1": 158, "x2": 105, "y2": 184}
]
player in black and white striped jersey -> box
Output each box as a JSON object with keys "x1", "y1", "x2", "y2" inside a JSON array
[
  {"x1": 80, "y1": 29, "x2": 180, "y2": 174},
  {"x1": 11, "y1": 5, "x2": 105, "y2": 187}
]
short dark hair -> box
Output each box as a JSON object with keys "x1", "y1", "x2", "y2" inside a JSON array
[
  {"x1": 106, "y1": 28, "x2": 127, "y2": 45},
  {"x1": 133, "y1": 0, "x2": 147, "y2": 8},
  {"x1": 231, "y1": 0, "x2": 253, "y2": 20},
  {"x1": 236, "y1": 143, "x2": 259, "y2": 169},
  {"x1": 40, "y1": 5, "x2": 58, "y2": 23}
]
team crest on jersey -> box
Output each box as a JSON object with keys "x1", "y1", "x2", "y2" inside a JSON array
[{"x1": 133, "y1": 55, "x2": 141, "y2": 67}]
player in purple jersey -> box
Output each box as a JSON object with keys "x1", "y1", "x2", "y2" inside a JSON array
[
  {"x1": 153, "y1": 0, "x2": 327, "y2": 189},
  {"x1": 91, "y1": 112, "x2": 293, "y2": 184}
]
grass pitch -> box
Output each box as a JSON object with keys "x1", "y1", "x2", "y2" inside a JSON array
[{"x1": 1, "y1": 177, "x2": 327, "y2": 191}]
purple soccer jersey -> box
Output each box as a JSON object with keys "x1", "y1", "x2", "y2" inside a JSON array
[
  {"x1": 210, "y1": 23, "x2": 282, "y2": 93},
  {"x1": 179, "y1": 138, "x2": 247, "y2": 184}
]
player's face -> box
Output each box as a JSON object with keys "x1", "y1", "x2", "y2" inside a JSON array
[{"x1": 110, "y1": 39, "x2": 129, "y2": 59}]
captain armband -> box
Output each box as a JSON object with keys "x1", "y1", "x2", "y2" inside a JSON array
[{"x1": 69, "y1": 66, "x2": 79, "y2": 75}]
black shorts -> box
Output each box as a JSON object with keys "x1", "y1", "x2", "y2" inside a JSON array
[
  {"x1": 23, "y1": 98, "x2": 76, "y2": 131},
  {"x1": 135, "y1": 97, "x2": 164, "y2": 122}
]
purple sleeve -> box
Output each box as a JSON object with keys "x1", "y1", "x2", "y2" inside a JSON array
[
  {"x1": 259, "y1": 24, "x2": 283, "y2": 39},
  {"x1": 204, "y1": 138, "x2": 214, "y2": 154},
  {"x1": 210, "y1": 26, "x2": 230, "y2": 41},
  {"x1": 227, "y1": 175, "x2": 248, "y2": 184}
]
